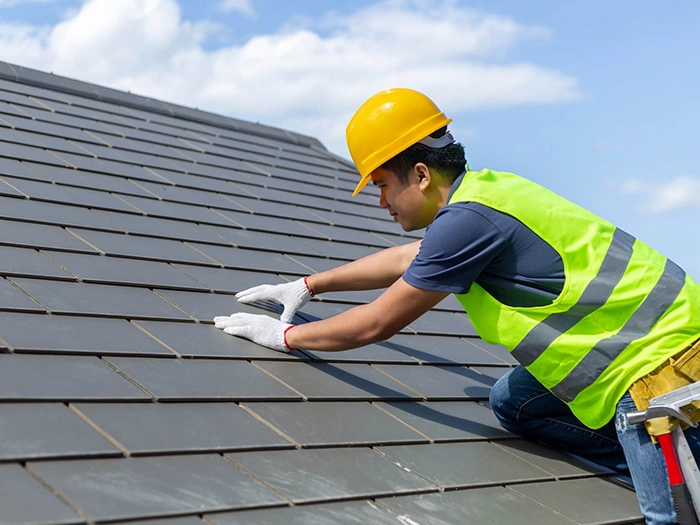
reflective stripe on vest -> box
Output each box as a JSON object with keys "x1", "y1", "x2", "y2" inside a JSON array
[
  {"x1": 511, "y1": 228, "x2": 636, "y2": 367},
  {"x1": 449, "y1": 169, "x2": 700, "y2": 428}
]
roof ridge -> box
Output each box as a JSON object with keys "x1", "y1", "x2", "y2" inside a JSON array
[{"x1": 0, "y1": 60, "x2": 326, "y2": 151}]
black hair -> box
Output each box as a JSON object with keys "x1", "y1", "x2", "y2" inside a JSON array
[{"x1": 380, "y1": 126, "x2": 467, "y2": 184}]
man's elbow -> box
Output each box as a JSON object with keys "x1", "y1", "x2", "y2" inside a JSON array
[{"x1": 363, "y1": 317, "x2": 399, "y2": 345}]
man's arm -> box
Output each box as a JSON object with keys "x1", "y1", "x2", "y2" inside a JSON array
[
  {"x1": 286, "y1": 277, "x2": 448, "y2": 351},
  {"x1": 306, "y1": 240, "x2": 421, "y2": 294}
]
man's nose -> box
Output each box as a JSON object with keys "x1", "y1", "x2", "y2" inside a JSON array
[{"x1": 379, "y1": 192, "x2": 388, "y2": 208}]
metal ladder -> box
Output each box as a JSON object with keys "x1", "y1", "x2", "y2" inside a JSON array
[{"x1": 627, "y1": 381, "x2": 700, "y2": 524}]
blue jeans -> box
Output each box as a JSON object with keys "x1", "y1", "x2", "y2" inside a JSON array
[{"x1": 490, "y1": 366, "x2": 700, "y2": 525}]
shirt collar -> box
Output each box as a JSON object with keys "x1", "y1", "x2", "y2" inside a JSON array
[{"x1": 447, "y1": 169, "x2": 467, "y2": 202}]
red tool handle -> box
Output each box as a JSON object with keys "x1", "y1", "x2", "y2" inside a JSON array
[{"x1": 658, "y1": 432, "x2": 699, "y2": 525}]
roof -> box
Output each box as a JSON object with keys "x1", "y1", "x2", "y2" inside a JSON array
[{"x1": 0, "y1": 60, "x2": 644, "y2": 525}]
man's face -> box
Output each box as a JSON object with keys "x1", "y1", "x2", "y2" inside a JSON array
[{"x1": 370, "y1": 167, "x2": 435, "y2": 232}]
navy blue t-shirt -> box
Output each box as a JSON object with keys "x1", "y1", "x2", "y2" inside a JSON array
[{"x1": 403, "y1": 176, "x2": 566, "y2": 307}]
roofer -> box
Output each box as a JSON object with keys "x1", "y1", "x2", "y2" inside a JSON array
[{"x1": 215, "y1": 88, "x2": 700, "y2": 525}]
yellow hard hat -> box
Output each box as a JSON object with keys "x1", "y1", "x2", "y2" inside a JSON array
[{"x1": 346, "y1": 88, "x2": 452, "y2": 196}]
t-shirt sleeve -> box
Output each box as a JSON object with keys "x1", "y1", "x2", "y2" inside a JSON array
[{"x1": 403, "y1": 203, "x2": 507, "y2": 294}]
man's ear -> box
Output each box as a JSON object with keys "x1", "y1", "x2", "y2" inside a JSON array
[{"x1": 414, "y1": 163, "x2": 432, "y2": 192}]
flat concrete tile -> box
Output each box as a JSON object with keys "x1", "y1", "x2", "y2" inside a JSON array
[
  {"x1": 242, "y1": 401, "x2": 427, "y2": 447},
  {"x1": 0, "y1": 277, "x2": 45, "y2": 312},
  {"x1": 25, "y1": 162, "x2": 154, "y2": 197},
  {"x1": 96, "y1": 210, "x2": 228, "y2": 244},
  {"x1": 375, "y1": 364, "x2": 492, "y2": 400},
  {"x1": 74, "y1": 402, "x2": 293, "y2": 455},
  {"x1": 386, "y1": 334, "x2": 510, "y2": 366},
  {"x1": 118, "y1": 194, "x2": 237, "y2": 225},
  {"x1": 0, "y1": 246, "x2": 74, "y2": 280},
  {"x1": 188, "y1": 243, "x2": 309, "y2": 274},
  {"x1": 104, "y1": 357, "x2": 300, "y2": 401},
  {"x1": 172, "y1": 264, "x2": 285, "y2": 293},
  {"x1": 2, "y1": 175, "x2": 140, "y2": 213},
  {"x1": 0, "y1": 218, "x2": 96, "y2": 253},
  {"x1": 253, "y1": 362, "x2": 420, "y2": 401},
  {"x1": 0, "y1": 403, "x2": 120, "y2": 461},
  {"x1": 294, "y1": 237, "x2": 378, "y2": 261},
  {"x1": 206, "y1": 225, "x2": 322, "y2": 256},
  {"x1": 509, "y1": 478, "x2": 643, "y2": 524},
  {"x1": 207, "y1": 500, "x2": 400, "y2": 525},
  {"x1": 0, "y1": 354, "x2": 150, "y2": 401},
  {"x1": 0, "y1": 313, "x2": 173, "y2": 356},
  {"x1": 284, "y1": 254, "x2": 344, "y2": 273},
  {"x1": 68, "y1": 228, "x2": 216, "y2": 266},
  {"x1": 226, "y1": 448, "x2": 435, "y2": 504},
  {"x1": 9, "y1": 278, "x2": 192, "y2": 320},
  {"x1": 492, "y1": 439, "x2": 614, "y2": 478},
  {"x1": 0, "y1": 464, "x2": 83, "y2": 525},
  {"x1": 375, "y1": 401, "x2": 513, "y2": 441},
  {"x1": 132, "y1": 320, "x2": 307, "y2": 360},
  {"x1": 28, "y1": 455, "x2": 284, "y2": 522},
  {"x1": 0, "y1": 177, "x2": 24, "y2": 197},
  {"x1": 0, "y1": 196, "x2": 120, "y2": 231},
  {"x1": 378, "y1": 486, "x2": 573, "y2": 525},
  {"x1": 44, "y1": 252, "x2": 207, "y2": 290},
  {"x1": 0, "y1": 157, "x2": 50, "y2": 181},
  {"x1": 120, "y1": 518, "x2": 202, "y2": 525},
  {"x1": 377, "y1": 442, "x2": 552, "y2": 489}
]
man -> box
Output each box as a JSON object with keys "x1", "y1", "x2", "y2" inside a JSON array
[{"x1": 215, "y1": 88, "x2": 700, "y2": 525}]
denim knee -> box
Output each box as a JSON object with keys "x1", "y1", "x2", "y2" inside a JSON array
[{"x1": 489, "y1": 370, "x2": 518, "y2": 427}]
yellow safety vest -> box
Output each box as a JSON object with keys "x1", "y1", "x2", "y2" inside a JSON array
[{"x1": 450, "y1": 169, "x2": 700, "y2": 428}]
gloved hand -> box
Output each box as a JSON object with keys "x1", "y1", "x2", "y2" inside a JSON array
[
  {"x1": 213, "y1": 313, "x2": 294, "y2": 352},
  {"x1": 235, "y1": 277, "x2": 313, "y2": 324}
]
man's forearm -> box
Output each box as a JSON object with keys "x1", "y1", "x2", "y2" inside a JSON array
[{"x1": 306, "y1": 240, "x2": 421, "y2": 294}]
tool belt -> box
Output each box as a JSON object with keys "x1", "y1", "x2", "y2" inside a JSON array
[{"x1": 629, "y1": 338, "x2": 700, "y2": 438}]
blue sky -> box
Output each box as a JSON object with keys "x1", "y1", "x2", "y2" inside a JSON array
[{"x1": 0, "y1": 0, "x2": 698, "y2": 279}]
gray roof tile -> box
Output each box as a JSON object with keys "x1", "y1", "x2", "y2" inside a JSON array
[
  {"x1": 0, "y1": 313, "x2": 173, "y2": 356},
  {"x1": 0, "y1": 403, "x2": 121, "y2": 461},
  {"x1": 73, "y1": 402, "x2": 293, "y2": 455},
  {"x1": 28, "y1": 455, "x2": 284, "y2": 522},
  {"x1": 510, "y1": 478, "x2": 643, "y2": 524},
  {"x1": 374, "y1": 401, "x2": 513, "y2": 442},
  {"x1": 378, "y1": 487, "x2": 574, "y2": 525},
  {"x1": 226, "y1": 448, "x2": 436, "y2": 504},
  {"x1": 376, "y1": 442, "x2": 552, "y2": 489},
  {"x1": 104, "y1": 357, "x2": 301, "y2": 401},
  {"x1": 9, "y1": 278, "x2": 193, "y2": 320},
  {"x1": 43, "y1": 251, "x2": 208, "y2": 290},
  {"x1": 0, "y1": 354, "x2": 151, "y2": 401},
  {"x1": 0, "y1": 245, "x2": 74, "y2": 280},
  {"x1": 207, "y1": 499, "x2": 400, "y2": 525},
  {"x1": 0, "y1": 464, "x2": 84, "y2": 525},
  {"x1": 241, "y1": 401, "x2": 428, "y2": 447}
]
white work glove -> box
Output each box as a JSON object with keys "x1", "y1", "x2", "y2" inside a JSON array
[
  {"x1": 213, "y1": 313, "x2": 294, "y2": 352},
  {"x1": 235, "y1": 277, "x2": 313, "y2": 324}
]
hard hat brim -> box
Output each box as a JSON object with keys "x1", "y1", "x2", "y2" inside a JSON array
[{"x1": 352, "y1": 174, "x2": 372, "y2": 197}]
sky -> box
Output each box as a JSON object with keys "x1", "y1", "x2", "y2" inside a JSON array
[{"x1": 0, "y1": 0, "x2": 698, "y2": 279}]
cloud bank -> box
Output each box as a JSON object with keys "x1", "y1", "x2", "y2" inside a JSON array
[
  {"x1": 0, "y1": 0, "x2": 581, "y2": 155},
  {"x1": 616, "y1": 175, "x2": 700, "y2": 214}
]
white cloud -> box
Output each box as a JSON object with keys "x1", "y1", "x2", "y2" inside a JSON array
[
  {"x1": 614, "y1": 176, "x2": 700, "y2": 214},
  {"x1": 218, "y1": 0, "x2": 254, "y2": 16},
  {"x1": 0, "y1": 0, "x2": 581, "y2": 155}
]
